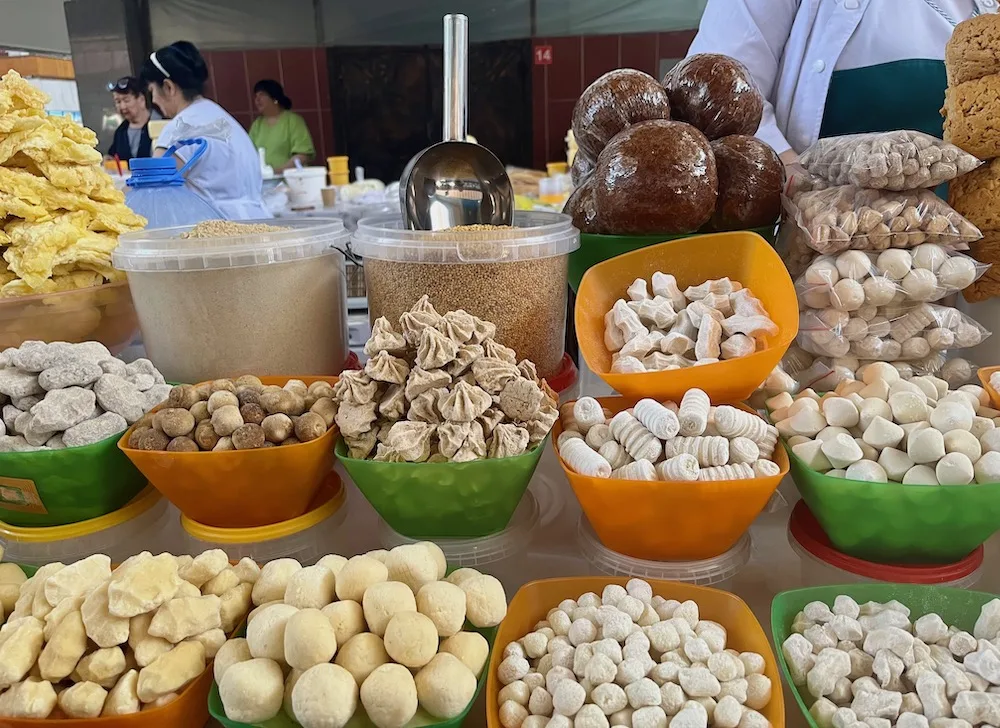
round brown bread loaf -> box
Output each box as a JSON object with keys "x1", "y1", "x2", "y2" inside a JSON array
[
  {"x1": 571, "y1": 69, "x2": 672, "y2": 159},
  {"x1": 662, "y1": 54, "x2": 764, "y2": 140},
  {"x1": 571, "y1": 149, "x2": 596, "y2": 186},
  {"x1": 594, "y1": 119, "x2": 718, "y2": 235},
  {"x1": 946, "y1": 13, "x2": 1000, "y2": 85},
  {"x1": 563, "y1": 179, "x2": 602, "y2": 233},
  {"x1": 708, "y1": 135, "x2": 784, "y2": 231}
]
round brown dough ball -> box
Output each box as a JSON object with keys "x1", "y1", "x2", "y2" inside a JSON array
[
  {"x1": 662, "y1": 53, "x2": 764, "y2": 140},
  {"x1": 135, "y1": 428, "x2": 170, "y2": 451},
  {"x1": 572, "y1": 69, "x2": 672, "y2": 159},
  {"x1": 295, "y1": 412, "x2": 327, "y2": 442},
  {"x1": 361, "y1": 663, "x2": 419, "y2": 728},
  {"x1": 194, "y1": 420, "x2": 220, "y2": 451},
  {"x1": 240, "y1": 403, "x2": 266, "y2": 426},
  {"x1": 707, "y1": 135, "x2": 784, "y2": 231},
  {"x1": 594, "y1": 119, "x2": 718, "y2": 234},
  {"x1": 232, "y1": 423, "x2": 266, "y2": 450},
  {"x1": 563, "y1": 179, "x2": 602, "y2": 234},
  {"x1": 166, "y1": 436, "x2": 199, "y2": 452},
  {"x1": 154, "y1": 408, "x2": 195, "y2": 438}
]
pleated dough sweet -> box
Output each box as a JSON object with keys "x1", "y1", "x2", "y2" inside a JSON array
[
  {"x1": 439, "y1": 422, "x2": 474, "y2": 460},
  {"x1": 526, "y1": 405, "x2": 559, "y2": 447},
  {"x1": 407, "y1": 388, "x2": 446, "y2": 425},
  {"x1": 386, "y1": 422, "x2": 436, "y2": 463},
  {"x1": 471, "y1": 358, "x2": 521, "y2": 395},
  {"x1": 400, "y1": 310, "x2": 441, "y2": 347},
  {"x1": 483, "y1": 339, "x2": 518, "y2": 364},
  {"x1": 366, "y1": 317, "x2": 408, "y2": 357},
  {"x1": 439, "y1": 381, "x2": 492, "y2": 423},
  {"x1": 416, "y1": 327, "x2": 460, "y2": 371},
  {"x1": 334, "y1": 371, "x2": 379, "y2": 406},
  {"x1": 488, "y1": 423, "x2": 530, "y2": 459},
  {"x1": 365, "y1": 351, "x2": 411, "y2": 385},
  {"x1": 379, "y1": 385, "x2": 406, "y2": 421},
  {"x1": 477, "y1": 408, "x2": 505, "y2": 437},
  {"x1": 436, "y1": 309, "x2": 476, "y2": 345},
  {"x1": 446, "y1": 345, "x2": 484, "y2": 377},
  {"x1": 469, "y1": 316, "x2": 497, "y2": 345},
  {"x1": 335, "y1": 401, "x2": 378, "y2": 439},
  {"x1": 499, "y1": 379, "x2": 544, "y2": 422},
  {"x1": 404, "y1": 368, "x2": 452, "y2": 401}
]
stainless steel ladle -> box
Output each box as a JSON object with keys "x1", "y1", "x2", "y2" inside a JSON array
[{"x1": 399, "y1": 13, "x2": 514, "y2": 231}]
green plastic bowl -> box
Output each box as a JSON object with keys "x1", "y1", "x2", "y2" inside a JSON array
[
  {"x1": 568, "y1": 225, "x2": 778, "y2": 293},
  {"x1": 208, "y1": 625, "x2": 497, "y2": 728},
  {"x1": 787, "y1": 447, "x2": 1000, "y2": 564},
  {"x1": 772, "y1": 584, "x2": 999, "y2": 728},
  {"x1": 336, "y1": 437, "x2": 546, "y2": 539},
  {"x1": 0, "y1": 431, "x2": 147, "y2": 527}
]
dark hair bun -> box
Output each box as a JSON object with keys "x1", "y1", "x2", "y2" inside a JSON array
[{"x1": 166, "y1": 41, "x2": 209, "y2": 85}]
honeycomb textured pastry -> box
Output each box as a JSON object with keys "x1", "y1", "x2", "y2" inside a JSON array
[
  {"x1": 0, "y1": 71, "x2": 146, "y2": 297},
  {"x1": 335, "y1": 297, "x2": 559, "y2": 462},
  {"x1": 946, "y1": 13, "x2": 1000, "y2": 86},
  {"x1": 594, "y1": 120, "x2": 718, "y2": 235},
  {"x1": 949, "y1": 158, "x2": 1000, "y2": 236},
  {"x1": 966, "y1": 233, "x2": 1000, "y2": 302},
  {"x1": 662, "y1": 54, "x2": 764, "y2": 140},
  {"x1": 943, "y1": 75, "x2": 1000, "y2": 161},
  {"x1": 708, "y1": 135, "x2": 783, "y2": 231},
  {"x1": 571, "y1": 70, "x2": 672, "y2": 160}
]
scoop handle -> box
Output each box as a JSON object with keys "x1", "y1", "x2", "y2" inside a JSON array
[{"x1": 443, "y1": 13, "x2": 468, "y2": 142}]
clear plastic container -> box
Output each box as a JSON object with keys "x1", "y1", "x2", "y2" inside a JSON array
[
  {"x1": 0, "y1": 487, "x2": 173, "y2": 566},
  {"x1": 125, "y1": 140, "x2": 223, "y2": 228},
  {"x1": 787, "y1": 501, "x2": 984, "y2": 589},
  {"x1": 578, "y1": 516, "x2": 752, "y2": 590},
  {"x1": 179, "y1": 473, "x2": 349, "y2": 565},
  {"x1": 113, "y1": 218, "x2": 350, "y2": 383},
  {"x1": 352, "y1": 211, "x2": 580, "y2": 378},
  {"x1": 284, "y1": 166, "x2": 328, "y2": 208},
  {"x1": 378, "y1": 490, "x2": 540, "y2": 589}
]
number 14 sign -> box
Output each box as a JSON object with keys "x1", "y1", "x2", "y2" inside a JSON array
[{"x1": 534, "y1": 45, "x2": 553, "y2": 65}]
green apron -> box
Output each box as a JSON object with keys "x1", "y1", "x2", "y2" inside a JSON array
[{"x1": 819, "y1": 59, "x2": 948, "y2": 139}]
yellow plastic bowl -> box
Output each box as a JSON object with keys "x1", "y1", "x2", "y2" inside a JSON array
[{"x1": 575, "y1": 232, "x2": 799, "y2": 402}]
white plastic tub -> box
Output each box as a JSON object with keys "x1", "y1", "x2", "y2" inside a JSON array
[
  {"x1": 0, "y1": 487, "x2": 173, "y2": 566},
  {"x1": 284, "y1": 167, "x2": 328, "y2": 208},
  {"x1": 578, "y1": 516, "x2": 752, "y2": 591},
  {"x1": 180, "y1": 473, "x2": 349, "y2": 564}
]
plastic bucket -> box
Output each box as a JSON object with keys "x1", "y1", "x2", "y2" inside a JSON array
[
  {"x1": 787, "y1": 446, "x2": 1000, "y2": 563},
  {"x1": 119, "y1": 376, "x2": 339, "y2": 529},
  {"x1": 488, "y1": 577, "x2": 785, "y2": 728},
  {"x1": 0, "y1": 429, "x2": 147, "y2": 528},
  {"x1": 787, "y1": 501, "x2": 984, "y2": 589},
  {"x1": 0, "y1": 487, "x2": 172, "y2": 566},
  {"x1": 181, "y1": 473, "x2": 348, "y2": 564},
  {"x1": 575, "y1": 232, "x2": 798, "y2": 402},
  {"x1": 569, "y1": 226, "x2": 778, "y2": 292},
  {"x1": 555, "y1": 396, "x2": 787, "y2": 560},
  {"x1": 283, "y1": 166, "x2": 327, "y2": 207}
]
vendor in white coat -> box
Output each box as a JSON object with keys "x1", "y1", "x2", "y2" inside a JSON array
[
  {"x1": 140, "y1": 41, "x2": 269, "y2": 220},
  {"x1": 688, "y1": 0, "x2": 997, "y2": 173}
]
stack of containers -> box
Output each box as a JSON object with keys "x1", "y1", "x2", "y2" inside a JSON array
[
  {"x1": 328, "y1": 154, "x2": 349, "y2": 186},
  {"x1": 778, "y1": 131, "x2": 990, "y2": 392}
]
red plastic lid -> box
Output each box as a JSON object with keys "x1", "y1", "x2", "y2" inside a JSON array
[
  {"x1": 344, "y1": 351, "x2": 361, "y2": 371},
  {"x1": 546, "y1": 353, "x2": 579, "y2": 394},
  {"x1": 789, "y1": 501, "x2": 984, "y2": 584}
]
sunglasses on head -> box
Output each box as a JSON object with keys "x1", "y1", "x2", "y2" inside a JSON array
[{"x1": 108, "y1": 77, "x2": 138, "y2": 92}]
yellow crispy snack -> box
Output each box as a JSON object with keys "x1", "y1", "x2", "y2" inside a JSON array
[
  {"x1": 1, "y1": 270, "x2": 103, "y2": 297},
  {"x1": 3, "y1": 212, "x2": 120, "y2": 289},
  {"x1": 0, "y1": 71, "x2": 49, "y2": 115},
  {"x1": 0, "y1": 167, "x2": 142, "y2": 227}
]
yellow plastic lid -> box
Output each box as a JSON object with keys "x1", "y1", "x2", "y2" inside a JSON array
[
  {"x1": 547, "y1": 162, "x2": 568, "y2": 175},
  {"x1": 181, "y1": 472, "x2": 345, "y2": 544},
  {"x1": 0, "y1": 486, "x2": 162, "y2": 543}
]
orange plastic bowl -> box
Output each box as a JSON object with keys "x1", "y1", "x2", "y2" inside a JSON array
[
  {"x1": 575, "y1": 232, "x2": 798, "y2": 402},
  {"x1": 119, "y1": 376, "x2": 338, "y2": 529},
  {"x1": 487, "y1": 577, "x2": 785, "y2": 728},
  {"x1": 978, "y1": 365, "x2": 1000, "y2": 408},
  {"x1": 0, "y1": 280, "x2": 139, "y2": 354},
  {"x1": 554, "y1": 396, "x2": 788, "y2": 560}
]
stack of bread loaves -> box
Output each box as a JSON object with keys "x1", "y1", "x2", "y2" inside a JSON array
[{"x1": 945, "y1": 13, "x2": 1000, "y2": 302}]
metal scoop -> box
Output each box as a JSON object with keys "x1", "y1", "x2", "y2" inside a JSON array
[{"x1": 400, "y1": 14, "x2": 514, "y2": 230}]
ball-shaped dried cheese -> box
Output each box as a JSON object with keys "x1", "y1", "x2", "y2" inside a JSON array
[
  {"x1": 417, "y1": 542, "x2": 448, "y2": 580},
  {"x1": 251, "y1": 559, "x2": 302, "y2": 606},
  {"x1": 415, "y1": 652, "x2": 478, "y2": 719},
  {"x1": 219, "y1": 658, "x2": 284, "y2": 723},
  {"x1": 384, "y1": 612, "x2": 439, "y2": 668},
  {"x1": 284, "y1": 608, "x2": 338, "y2": 670},
  {"x1": 246, "y1": 604, "x2": 298, "y2": 663},
  {"x1": 440, "y1": 631, "x2": 490, "y2": 676},
  {"x1": 335, "y1": 556, "x2": 388, "y2": 602},
  {"x1": 363, "y1": 581, "x2": 417, "y2": 637},
  {"x1": 292, "y1": 663, "x2": 359, "y2": 728},
  {"x1": 335, "y1": 632, "x2": 390, "y2": 685},
  {"x1": 460, "y1": 574, "x2": 508, "y2": 628},
  {"x1": 416, "y1": 581, "x2": 467, "y2": 637},
  {"x1": 322, "y1": 600, "x2": 367, "y2": 645},
  {"x1": 214, "y1": 638, "x2": 253, "y2": 685},
  {"x1": 361, "y1": 663, "x2": 419, "y2": 728},
  {"x1": 385, "y1": 545, "x2": 439, "y2": 594}
]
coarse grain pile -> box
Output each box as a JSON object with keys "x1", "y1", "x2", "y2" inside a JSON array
[
  {"x1": 363, "y1": 224, "x2": 570, "y2": 377},
  {"x1": 180, "y1": 220, "x2": 288, "y2": 239}
]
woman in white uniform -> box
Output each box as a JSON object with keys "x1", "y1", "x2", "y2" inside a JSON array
[{"x1": 140, "y1": 41, "x2": 269, "y2": 220}]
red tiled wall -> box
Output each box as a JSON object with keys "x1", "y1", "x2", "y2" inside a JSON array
[
  {"x1": 200, "y1": 48, "x2": 334, "y2": 162},
  {"x1": 532, "y1": 30, "x2": 696, "y2": 168}
]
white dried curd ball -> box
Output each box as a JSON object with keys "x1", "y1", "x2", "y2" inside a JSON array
[
  {"x1": 877, "y1": 249, "x2": 912, "y2": 280},
  {"x1": 836, "y1": 250, "x2": 871, "y2": 280},
  {"x1": 805, "y1": 257, "x2": 839, "y2": 286},
  {"x1": 385, "y1": 545, "x2": 439, "y2": 594},
  {"x1": 335, "y1": 632, "x2": 390, "y2": 684},
  {"x1": 292, "y1": 663, "x2": 359, "y2": 728},
  {"x1": 335, "y1": 555, "x2": 388, "y2": 602},
  {"x1": 415, "y1": 652, "x2": 478, "y2": 719},
  {"x1": 316, "y1": 554, "x2": 348, "y2": 577},
  {"x1": 284, "y1": 565, "x2": 336, "y2": 610},
  {"x1": 862, "y1": 277, "x2": 896, "y2": 306},
  {"x1": 384, "y1": 611, "x2": 439, "y2": 668},
  {"x1": 416, "y1": 580, "x2": 468, "y2": 637},
  {"x1": 938, "y1": 256, "x2": 978, "y2": 289},
  {"x1": 219, "y1": 658, "x2": 285, "y2": 723},
  {"x1": 363, "y1": 581, "x2": 418, "y2": 637},
  {"x1": 367, "y1": 549, "x2": 390, "y2": 563},
  {"x1": 440, "y1": 631, "x2": 490, "y2": 675},
  {"x1": 322, "y1": 600, "x2": 367, "y2": 645},
  {"x1": 417, "y1": 541, "x2": 448, "y2": 580},
  {"x1": 445, "y1": 568, "x2": 481, "y2": 587},
  {"x1": 912, "y1": 243, "x2": 948, "y2": 272},
  {"x1": 361, "y1": 663, "x2": 419, "y2": 728},
  {"x1": 460, "y1": 574, "x2": 508, "y2": 628},
  {"x1": 251, "y1": 559, "x2": 302, "y2": 605},
  {"x1": 831, "y1": 279, "x2": 865, "y2": 311},
  {"x1": 214, "y1": 638, "x2": 253, "y2": 685},
  {"x1": 285, "y1": 608, "x2": 339, "y2": 670},
  {"x1": 246, "y1": 603, "x2": 298, "y2": 662}
]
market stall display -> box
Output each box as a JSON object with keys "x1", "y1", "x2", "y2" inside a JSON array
[
  {"x1": 487, "y1": 577, "x2": 784, "y2": 728},
  {"x1": 119, "y1": 376, "x2": 339, "y2": 529},
  {"x1": 211, "y1": 544, "x2": 506, "y2": 726},
  {"x1": 335, "y1": 300, "x2": 555, "y2": 538},
  {"x1": 576, "y1": 234, "x2": 798, "y2": 402},
  {"x1": 0, "y1": 549, "x2": 258, "y2": 720},
  {"x1": 774, "y1": 587, "x2": 1000, "y2": 728},
  {"x1": 113, "y1": 219, "x2": 351, "y2": 384},
  {"x1": 0, "y1": 341, "x2": 170, "y2": 526}
]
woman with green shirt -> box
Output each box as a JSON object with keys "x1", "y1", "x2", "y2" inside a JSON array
[{"x1": 249, "y1": 79, "x2": 316, "y2": 172}]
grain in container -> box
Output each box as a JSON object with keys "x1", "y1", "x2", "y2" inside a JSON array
[
  {"x1": 179, "y1": 473, "x2": 349, "y2": 564},
  {"x1": 578, "y1": 516, "x2": 751, "y2": 591},
  {"x1": 112, "y1": 218, "x2": 350, "y2": 383},
  {"x1": 353, "y1": 211, "x2": 580, "y2": 378},
  {"x1": 788, "y1": 501, "x2": 984, "y2": 589},
  {"x1": 0, "y1": 487, "x2": 173, "y2": 566}
]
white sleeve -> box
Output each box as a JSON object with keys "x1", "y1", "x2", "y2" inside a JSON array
[{"x1": 687, "y1": 0, "x2": 800, "y2": 155}]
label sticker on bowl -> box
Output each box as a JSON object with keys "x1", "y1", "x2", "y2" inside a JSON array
[{"x1": 0, "y1": 476, "x2": 47, "y2": 514}]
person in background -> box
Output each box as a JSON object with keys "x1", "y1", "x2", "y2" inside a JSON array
[
  {"x1": 140, "y1": 40, "x2": 269, "y2": 220},
  {"x1": 687, "y1": 0, "x2": 995, "y2": 176},
  {"x1": 249, "y1": 79, "x2": 316, "y2": 172},
  {"x1": 106, "y1": 76, "x2": 161, "y2": 162}
]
